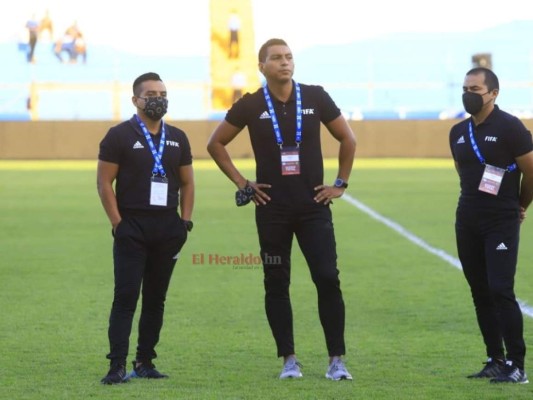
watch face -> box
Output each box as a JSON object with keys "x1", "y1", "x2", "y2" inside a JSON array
[{"x1": 334, "y1": 179, "x2": 347, "y2": 188}]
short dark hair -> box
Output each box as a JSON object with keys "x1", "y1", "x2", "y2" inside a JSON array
[
  {"x1": 466, "y1": 67, "x2": 499, "y2": 91},
  {"x1": 133, "y1": 72, "x2": 162, "y2": 96},
  {"x1": 258, "y1": 38, "x2": 288, "y2": 62}
]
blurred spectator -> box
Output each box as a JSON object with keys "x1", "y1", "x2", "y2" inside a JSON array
[
  {"x1": 228, "y1": 10, "x2": 240, "y2": 59},
  {"x1": 25, "y1": 14, "x2": 39, "y2": 63},
  {"x1": 53, "y1": 21, "x2": 87, "y2": 64},
  {"x1": 231, "y1": 68, "x2": 246, "y2": 103},
  {"x1": 40, "y1": 9, "x2": 54, "y2": 41}
]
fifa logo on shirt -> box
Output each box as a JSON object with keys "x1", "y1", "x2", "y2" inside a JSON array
[
  {"x1": 301, "y1": 109, "x2": 315, "y2": 115},
  {"x1": 166, "y1": 140, "x2": 180, "y2": 147},
  {"x1": 485, "y1": 136, "x2": 498, "y2": 142}
]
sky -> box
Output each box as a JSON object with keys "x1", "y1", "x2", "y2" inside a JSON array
[{"x1": 2, "y1": 0, "x2": 533, "y2": 56}]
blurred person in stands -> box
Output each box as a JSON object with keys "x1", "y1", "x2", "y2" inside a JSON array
[
  {"x1": 53, "y1": 21, "x2": 86, "y2": 63},
  {"x1": 25, "y1": 14, "x2": 39, "y2": 63},
  {"x1": 39, "y1": 9, "x2": 54, "y2": 41},
  {"x1": 228, "y1": 10, "x2": 241, "y2": 59},
  {"x1": 231, "y1": 68, "x2": 246, "y2": 103},
  {"x1": 450, "y1": 67, "x2": 533, "y2": 384}
]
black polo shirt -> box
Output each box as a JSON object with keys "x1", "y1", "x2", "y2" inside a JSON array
[
  {"x1": 449, "y1": 105, "x2": 533, "y2": 210},
  {"x1": 225, "y1": 83, "x2": 341, "y2": 206},
  {"x1": 98, "y1": 115, "x2": 192, "y2": 211}
]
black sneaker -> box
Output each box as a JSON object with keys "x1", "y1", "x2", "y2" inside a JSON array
[
  {"x1": 100, "y1": 363, "x2": 129, "y2": 384},
  {"x1": 490, "y1": 361, "x2": 529, "y2": 384},
  {"x1": 129, "y1": 360, "x2": 169, "y2": 379},
  {"x1": 467, "y1": 358, "x2": 505, "y2": 378}
]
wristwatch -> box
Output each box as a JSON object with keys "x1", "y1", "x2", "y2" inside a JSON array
[
  {"x1": 183, "y1": 220, "x2": 194, "y2": 232},
  {"x1": 334, "y1": 178, "x2": 348, "y2": 189}
]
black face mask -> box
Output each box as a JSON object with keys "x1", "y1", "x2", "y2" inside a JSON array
[
  {"x1": 139, "y1": 96, "x2": 168, "y2": 121},
  {"x1": 462, "y1": 91, "x2": 489, "y2": 115}
]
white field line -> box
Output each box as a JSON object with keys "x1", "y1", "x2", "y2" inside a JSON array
[{"x1": 342, "y1": 193, "x2": 533, "y2": 319}]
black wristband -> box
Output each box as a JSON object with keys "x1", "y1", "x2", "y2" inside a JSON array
[
  {"x1": 235, "y1": 182, "x2": 256, "y2": 206},
  {"x1": 183, "y1": 220, "x2": 193, "y2": 232}
]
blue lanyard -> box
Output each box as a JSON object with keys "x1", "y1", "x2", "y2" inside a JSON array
[
  {"x1": 135, "y1": 114, "x2": 167, "y2": 176},
  {"x1": 262, "y1": 81, "x2": 302, "y2": 148},
  {"x1": 468, "y1": 122, "x2": 517, "y2": 172}
]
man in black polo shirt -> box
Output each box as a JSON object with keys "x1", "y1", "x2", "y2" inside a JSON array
[
  {"x1": 207, "y1": 38, "x2": 356, "y2": 380},
  {"x1": 450, "y1": 67, "x2": 533, "y2": 384},
  {"x1": 97, "y1": 72, "x2": 194, "y2": 384}
]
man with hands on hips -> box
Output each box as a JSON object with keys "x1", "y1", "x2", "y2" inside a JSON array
[{"x1": 208, "y1": 38, "x2": 356, "y2": 381}]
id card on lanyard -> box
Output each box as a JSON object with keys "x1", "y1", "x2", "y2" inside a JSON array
[
  {"x1": 135, "y1": 115, "x2": 169, "y2": 206},
  {"x1": 150, "y1": 176, "x2": 168, "y2": 206},
  {"x1": 281, "y1": 147, "x2": 300, "y2": 175},
  {"x1": 479, "y1": 164, "x2": 505, "y2": 195},
  {"x1": 468, "y1": 122, "x2": 517, "y2": 196},
  {"x1": 263, "y1": 82, "x2": 303, "y2": 176}
]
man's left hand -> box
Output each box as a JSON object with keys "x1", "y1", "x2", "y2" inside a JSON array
[
  {"x1": 313, "y1": 185, "x2": 345, "y2": 205},
  {"x1": 520, "y1": 206, "x2": 527, "y2": 223}
]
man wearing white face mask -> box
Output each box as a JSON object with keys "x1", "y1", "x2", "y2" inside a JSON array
[
  {"x1": 449, "y1": 67, "x2": 533, "y2": 384},
  {"x1": 97, "y1": 72, "x2": 195, "y2": 384}
]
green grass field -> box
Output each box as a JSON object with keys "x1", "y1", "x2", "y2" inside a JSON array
[{"x1": 1, "y1": 159, "x2": 533, "y2": 400}]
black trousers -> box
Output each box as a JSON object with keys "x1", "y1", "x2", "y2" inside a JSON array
[
  {"x1": 256, "y1": 204, "x2": 346, "y2": 358},
  {"x1": 455, "y1": 206, "x2": 525, "y2": 369},
  {"x1": 105, "y1": 209, "x2": 187, "y2": 365}
]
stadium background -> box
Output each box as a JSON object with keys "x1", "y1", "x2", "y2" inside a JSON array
[
  {"x1": 1, "y1": 0, "x2": 533, "y2": 160},
  {"x1": 2, "y1": 3, "x2": 533, "y2": 398}
]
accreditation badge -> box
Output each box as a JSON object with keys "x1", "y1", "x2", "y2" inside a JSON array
[
  {"x1": 281, "y1": 146, "x2": 300, "y2": 175},
  {"x1": 150, "y1": 176, "x2": 168, "y2": 206},
  {"x1": 478, "y1": 164, "x2": 505, "y2": 195}
]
